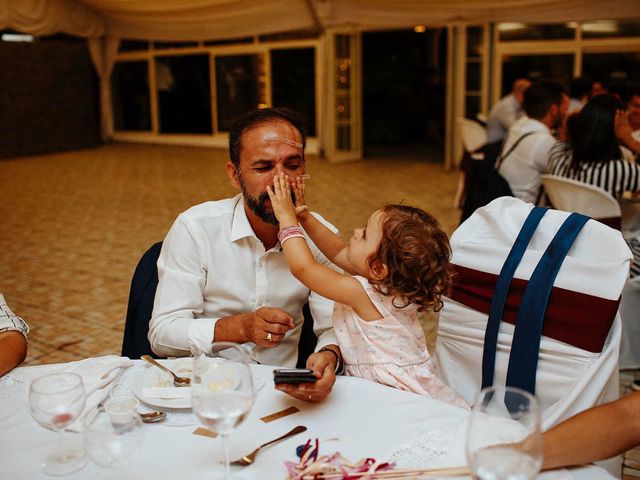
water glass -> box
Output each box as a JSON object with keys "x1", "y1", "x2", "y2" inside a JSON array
[
  {"x1": 192, "y1": 342, "x2": 254, "y2": 479},
  {"x1": 466, "y1": 386, "x2": 542, "y2": 480},
  {"x1": 83, "y1": 405, "x2": 143, "y2": 473},
  {"x1": 28, "y1": 372, "x2": 87, "y2": 476}
]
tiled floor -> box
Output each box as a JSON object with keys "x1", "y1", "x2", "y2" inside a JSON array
[{"x1": 0, "y1": 143, "x2": 637, "y2": 477}]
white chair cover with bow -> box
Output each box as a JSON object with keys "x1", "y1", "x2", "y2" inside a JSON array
[{"x1": 434, "y1": 197, "x2": 631, "y2": 474}]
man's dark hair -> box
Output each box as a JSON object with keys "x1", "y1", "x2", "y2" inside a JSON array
[
  {"x1": 569, "y1": 76, "x2": 593, "y2": 100},
  {"x1": 228, "y1": 107, "x2": 307, "y2": 167},
  {"x1": 522, "y1": 80, "x2": 565, "y2": 119}
]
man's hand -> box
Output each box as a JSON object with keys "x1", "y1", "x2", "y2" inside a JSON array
[
  {"x1": 275, "y1": 348, "x2": 340, "y2": 402},
  {"x1": 240, "y1": 307, "x2": 294, "y2": 348}
]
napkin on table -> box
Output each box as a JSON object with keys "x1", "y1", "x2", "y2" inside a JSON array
[{"x1": 24, "y1": 355, "x2": 133, "y2": 432}]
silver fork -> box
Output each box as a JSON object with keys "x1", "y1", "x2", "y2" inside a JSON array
[
  {"x1": 230, "y1": 425, "x2": 307, "y2": 466},
  {"x1": 141, "y1": 355, "x2": 191, "y2": 387}
]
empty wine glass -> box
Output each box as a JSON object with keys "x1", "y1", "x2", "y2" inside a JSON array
[
  {"x1": 28, "y1": 372, "x2": 87, "y2": 476},
  {"x1": 466, "y1": 386, "x2": 542, "y2": 480},
  {"x1": 192, "y1": 342, "x2": 254, "y2": 479},
  {"x1": 83, "y1": 403, "x2": 143, "y2": 475}
]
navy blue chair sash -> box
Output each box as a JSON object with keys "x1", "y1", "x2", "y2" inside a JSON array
[{"x1": 481, "y1": 208, "x2": 590, "y2": 395}]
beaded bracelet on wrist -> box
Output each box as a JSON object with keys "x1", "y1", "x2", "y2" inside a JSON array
[{"x1": 278, "y1": 225, "x2": 305, "y2": 245}]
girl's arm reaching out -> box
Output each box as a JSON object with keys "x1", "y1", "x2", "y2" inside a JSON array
[
  {"x1": 289, "y1": 175, "x2": 358, "y2": 275},
  {"x1": 267, "y1": 175, "x2": 379, "y2": 319}
]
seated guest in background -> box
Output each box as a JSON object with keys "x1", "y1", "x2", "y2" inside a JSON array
[
  {"x1": 543, "y1": 391, "x2": 640, "y2": 470},
  {"x1": 591, "y1": 79, "x2": 608, "y2": 97},
  {"x1": 547, "y1": 94, "x2": 640, "y2": 277},
  {"x1": 485, "y1": 78, "x2": 531, "y2": 143},
  {"x1": 498, "y1": 80, "x2": 568, "y2": 204},
  {"x1": 149, "y1": 107, "x2": 342, "y2": 403},
  {"x1": 626, "y1": 85, "x2": 640, "y2": 139},
  {"x1": 568, "y1": 76, "x2": 593, "y2": 114},
  {"x1": 0, "y1": 294, "x2": 29, "y2": 377}
]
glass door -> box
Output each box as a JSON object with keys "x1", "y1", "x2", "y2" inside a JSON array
[{"x1": 324, "y1": 29, "x2": 362, "y2": 162}]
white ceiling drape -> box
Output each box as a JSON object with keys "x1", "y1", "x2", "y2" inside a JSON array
[{"x1": 2, "y1": 0, "x2": 639, "y2": 42}]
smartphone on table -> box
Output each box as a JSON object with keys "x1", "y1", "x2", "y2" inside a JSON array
[{"x1": 273, "y1": 368, "x2": 318, "y2": 384}]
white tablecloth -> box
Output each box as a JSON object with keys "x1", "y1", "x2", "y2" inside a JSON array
[{"x1": 0, "y1": 361, "x2": 616, "y2": 479}]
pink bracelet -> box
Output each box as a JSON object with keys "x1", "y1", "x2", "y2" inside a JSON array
[{"x1": 278, "y1": 225, "x2": 305, "y2": 245}]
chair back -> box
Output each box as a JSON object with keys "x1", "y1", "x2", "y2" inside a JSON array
[
  {"x1": 435, "y1": 197, "x2": 631, "y2": 432},
  {"x1": 540, "y1": 174, "x2": 621, "y2": 229},
  {"x1": 457, "y1": 117, "x2": 487, "y2": 153},
  {"x1": 121, "y1": 242, "x2": 163, "y2": 359}
]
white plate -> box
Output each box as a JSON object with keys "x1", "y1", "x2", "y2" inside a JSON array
[
  {"x1": 131, "y1": 359, "x2": 266, "y2": 410},
  {"x1": 132, "y1": 359, "x2": 193, "y2": 409}
]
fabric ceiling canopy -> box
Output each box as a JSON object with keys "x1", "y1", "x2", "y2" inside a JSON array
[{"x1": 1, "y1": 0, "x2": 639, "y2": 41}]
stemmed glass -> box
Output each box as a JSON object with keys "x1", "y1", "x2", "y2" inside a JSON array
[
  {"x1": 83, "y1": 400, "x2": 143, "y2": 476},
  {"x1": 28, "y1": 372, "x2": 87, "y2": 476},
  {"x1": 192, "y1": 342, "x2": 254, "y2": 479},
  {"x1": 466, "y1": 386, "x2": 542, "y2": 480}
]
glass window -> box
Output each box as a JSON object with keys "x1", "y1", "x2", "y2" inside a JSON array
[
  {"x1": 501, "y1": 54, "x2": 573, "y2": 96},
  {"x1": 153, "y1": 41, "x2": 198, "y2": 50},
  {"x1": 582, "y1": 52, "x2": 640, "y2": 94},
  {"x1": 215, "y1": 54, "x2": 267, "y2": 132},
  {"x1": 465, "y1": 95, "x2": 481, "y2": 120},
  {"x1": 466, "y1": 27, "x2": 483, "y2": 57},
  {"x1": 118, "y1": 40, "x2": 149, "y2": 52},
  {"x1": 498, "y1": 23, "x2": 576, "y2": 41},
  {"x1": 466, "y1": 61, "x2": 481, "y2": 92},
  {"x1": 111, "y1": 61, "x2": 151, "y2": 131},
  {"x1": 155, "y1": 55, "x2": 212, "y2": 134},
  {"x1": 582, "y1": 20, "x2": 640, "y2": 39},
  {"x1": 271, "y1": 48, "x2": 316, "y2": 136}
]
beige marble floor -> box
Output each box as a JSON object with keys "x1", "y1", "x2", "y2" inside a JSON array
[{"x1": 0, "y1": 143, "x2": 637, "y2": 477}]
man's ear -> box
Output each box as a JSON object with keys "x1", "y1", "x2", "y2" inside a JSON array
[
  {"x1": 369, "y1": 260, "x2": 388, "y2": 281},
  {"x1": 227, "y1": 161, "x2": 241, "y2": 189}
]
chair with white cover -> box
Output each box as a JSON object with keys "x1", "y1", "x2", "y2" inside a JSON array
[
  {"x1": 434, "y1": 197, "x2": 631, "y2": 476},
  {"x1": 540, "y1": 174, "x2": 621, "y2": 229},
  {"x1": 454, "y1": 118, "x2": 488, "y2": 208},
  {"x1": 540, "y1": 174, "x2": 640, "y2": 370},
  {"x1": 457, "y1": 117, "x2": 487, "y2": 154}
]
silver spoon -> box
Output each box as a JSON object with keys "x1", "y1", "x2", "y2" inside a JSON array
[
  {"x1": 140, "y1": 411, "x2": 167, "y2": 423},
  {"x1": 141, "y1": 355, "x2": 191, "y2": 387}
]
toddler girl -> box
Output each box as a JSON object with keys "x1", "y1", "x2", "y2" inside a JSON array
[{"x1": 267, "y1": 174, "x2": 468, "y2": 408}]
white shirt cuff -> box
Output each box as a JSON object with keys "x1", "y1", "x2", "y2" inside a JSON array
[{"x1": 187, "y1": 317, "x2": 218, "y2": 355}]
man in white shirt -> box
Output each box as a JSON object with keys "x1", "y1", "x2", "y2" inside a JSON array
[
  {"x1": 485, "y1": 78, "x2": 531, "y2": 143},
  {"x1": 150, "y1": 108, "x2": 342, "y2": 402},
  {"x1": 0, "y1": 294, "x2": 29, "y2": 377},
  {"x1": 498, "y1": 80, "x2": 568, "y2": 204}
]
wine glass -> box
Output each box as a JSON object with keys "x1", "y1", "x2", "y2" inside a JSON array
[
  {"x1": 83, "y1": 399, "x2": 143, "y2": 475},
  {"x1": 466, "y1": 386, "x2": 542, "y2": 480},
  {"x1": 192, "y1": 342, "x2": 254, "y2": 479},
  {"x1": 28, "y1": 372, "x2": 87, "y2": 476}
]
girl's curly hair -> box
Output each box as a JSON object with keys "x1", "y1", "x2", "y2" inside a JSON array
[{"x1": 367, "y1": 204, "x2": 454, "y2": 312}]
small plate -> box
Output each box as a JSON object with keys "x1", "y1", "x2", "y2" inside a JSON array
[
  {"x1": 132, "y1": 359, "x2": 193, "y2": 409},
  {"x1": 132, "y1": 359, "x2": 266, "y2": 410}
]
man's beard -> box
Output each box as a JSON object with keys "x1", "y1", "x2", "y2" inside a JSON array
[
  {"x1": 238, "y1": 173, "x2": 298, "y2": 226},
  {"x1": 243, "y1": 188, "x2": 278, "y2": 225}
]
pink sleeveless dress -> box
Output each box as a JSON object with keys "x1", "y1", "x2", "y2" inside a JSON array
[{"x1": 333, "y1": 276, "x2": 469, "y2": 409}]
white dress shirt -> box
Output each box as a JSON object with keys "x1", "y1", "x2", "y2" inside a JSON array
[
  {"x1": 0, "y1": 294, "x2": 29, "y2": 339},
  {"x1": 149, "y1": 194, "x2": 339, "y2": 366},
  {"x1": 498, "y1": 116, "x2": 555, "y2": 204},
  {"x1": 485, "y1": 94, "x2": 523, "y2": 143}
]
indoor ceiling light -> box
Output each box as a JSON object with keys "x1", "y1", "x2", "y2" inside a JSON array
[
  {"x1": 2, "y1": 33, "x2": 34, "y2": 42},
  {"x1": 414, "y1": 25, "x2": 426, "y2": 33},
  {"x1": 497, "y1": 23, "x2": 526, "y2": 31},
  {"x1": 581, "y1": 20, "x2": 618, "y2": 33}
]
